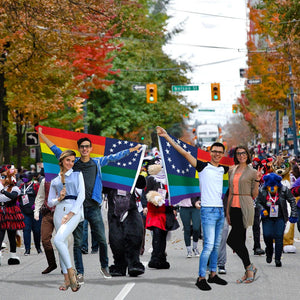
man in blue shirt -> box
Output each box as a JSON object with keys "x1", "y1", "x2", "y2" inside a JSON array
[{"x1": 38, "y1": 128, "x2": 141, "y2": 283}]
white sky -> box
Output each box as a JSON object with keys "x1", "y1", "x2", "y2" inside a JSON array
[{"x1": 164, "y1": 0, "x2": 248, "y2": 126}]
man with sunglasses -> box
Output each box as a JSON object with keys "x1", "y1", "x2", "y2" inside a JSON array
[
  {"x1": 156, "y1": 126, "x2": 228, "y2": 291},
  {"x1": 38, "y1": 128, "x2": 141, "y2": 283}
]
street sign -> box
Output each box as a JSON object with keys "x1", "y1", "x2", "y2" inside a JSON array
[
  {"x1": 247, "y1": 78, "x2": 262, "y2": 85},
  {"x1": 26, "y1": 132, "x2": 39, "y2": 146},
  {"x1": 198, "y1": 109, "x2": 215, "y2": 112},
  {"x1": 282, "y1": 116, "x2": 289, "y2": 129},
  {"x1": 132, "y1": 84, "x2": 146, "y2": 91},
  {"x1": 172, "y1": 85, "x2": 199, "y2": 92},
  {"x1": 30, "y1": 148, "x2": 36, "y2": 159}
]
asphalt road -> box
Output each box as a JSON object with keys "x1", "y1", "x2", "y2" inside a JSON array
[{"x1": 1, "y1": 207, "x2": 300, "y2": 300}]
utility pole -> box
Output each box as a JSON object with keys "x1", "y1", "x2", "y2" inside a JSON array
[
  {"x1": 276, "y1": 110, "x2": 279, "y2": 154},
  {"x1": 289, "y1": 65, "x2": 298, "y2": 156}
]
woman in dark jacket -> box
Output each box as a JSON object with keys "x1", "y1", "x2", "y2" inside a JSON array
[{"x1": 256, "y1": 173, "x2": 298, "y2": 267}]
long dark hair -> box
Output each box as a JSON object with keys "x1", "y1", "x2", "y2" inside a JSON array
[{"x1": 233, "y1": 145, "x2": 251, "y2": 165}]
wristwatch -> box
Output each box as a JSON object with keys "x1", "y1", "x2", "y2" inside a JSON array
[{"x1": 0, "y1": 189, "x2": 5, "y2": 194}]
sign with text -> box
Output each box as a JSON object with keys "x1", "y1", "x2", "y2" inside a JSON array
[
  {"x1": 172, "y1": 85, "x2": 199, "y2": 92},
  {"x1": 247, "y1": 78, "x2": 262, "y2": 85}
]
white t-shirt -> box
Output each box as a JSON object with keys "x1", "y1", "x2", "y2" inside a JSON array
[{"x1": 196, "y1": 161, "x2": 228, "y2": 207}]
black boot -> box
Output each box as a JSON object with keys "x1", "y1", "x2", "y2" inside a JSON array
[
  {"x1": 109, "y1": 265, "x2": 126, "y2": 276},
  {"x1": 275, "y1": 260, "x2": 282, "y2": 267},
  {"x1": 265, "y1": 247, "x2": 273, "y2": 264},
  {"x1": 42, "y1": 249, "x2": 57, "y2": 274},
  {"x1": 128, "y1": 262, "x2": 145, "y2": 277}
]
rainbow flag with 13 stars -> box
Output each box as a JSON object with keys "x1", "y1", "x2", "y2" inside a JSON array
[{"x1": 36, "y1": 126, "x2": 145, "y2": 193}]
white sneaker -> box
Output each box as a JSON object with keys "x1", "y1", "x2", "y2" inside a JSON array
[
  {"x1": 187, "y1": 251, "x2": 193, "y2": 258},
  {"x1": 193, "y1": 248, "x2": 200, "y2": 257}
]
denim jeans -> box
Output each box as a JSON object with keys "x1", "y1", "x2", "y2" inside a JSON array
[
  {"x1": 81, "y1": 219, "x2": 99, "y2": 252},
  {"x1": 217, "y1": 218, "x2": 229, "y2": 267},
  {"x1": 179, "y1": 207, "x2": 201, "y2": 247},
  {"x1": 262, "y1": 217, "x2": 285, "y2": 261},
  {"x1": 199, "y1": 207, "x2": 224, "y2": 277},
  {"x1": 23, "y1": 213, "x2": 42, "y2": 251},
  {"x1": 73, "y1": 205, "x2": 108, "y2": 275}
]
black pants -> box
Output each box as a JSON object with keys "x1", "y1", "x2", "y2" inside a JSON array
[
  {"x1": 227, "y1": 208, "x2": 251, "y2": 268},
  {"x1": 0, "y1": 230, "x2": 17, "y2": 252},
  {"x1": 151, "y1": 227, "x2": 168, "y2": 263},
  {"x1": 252, "y1": 205, "x2": 262, "y2": 250}
]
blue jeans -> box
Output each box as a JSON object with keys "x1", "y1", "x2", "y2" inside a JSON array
[
  {"x1": 81, "y1": 219, "x2": 99, "y2": 252},
  {"x1": 179, "y1": 207, "x2": 201, "y2": 247},
  {"x1": 262, "y1": 217, "x2": 285, "y2": 261},
  {"x1": 199, "y1": 207, "x2": 224, "y2": 277},
  {"x1": 73, "y1": 206, "x2": 108, "y2": 275},
  {"x1": 23, "y1": 213, "x2": 42, "y2": 251}
]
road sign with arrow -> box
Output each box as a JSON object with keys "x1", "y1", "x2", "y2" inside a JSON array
[{"x1": 26, "y1": 132, "x2": 39, "y2": 146}]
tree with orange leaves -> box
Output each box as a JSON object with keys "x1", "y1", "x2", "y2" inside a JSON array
[
  {"x1": 242, "y1": 0, "x2": 299, "y2": 143},
  {"x1": 0, "y1": 0, "x2": 143, "y2": 165}
]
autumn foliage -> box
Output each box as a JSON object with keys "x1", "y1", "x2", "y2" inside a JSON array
[{"x1": 242, "y1": 0, "x2": 299, "y2": 141}]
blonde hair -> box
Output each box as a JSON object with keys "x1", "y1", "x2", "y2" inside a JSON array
[{"x1": 59, "y1": 150, "x2": 76, "y2": 184}]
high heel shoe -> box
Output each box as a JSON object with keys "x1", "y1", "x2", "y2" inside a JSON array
[
  {"x1": 59, "y1": 281, "x2": 70, "y2": 291},
  {"x1": 67, "y1": 269, "x2": 80, "y2": 292},
  {"x1": 243, "y1": 263, "x2": 257, "y2": 284}
]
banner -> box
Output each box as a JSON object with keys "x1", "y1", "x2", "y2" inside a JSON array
[
  {"x1": 158, "y1": 135, "x2": 234, "y2": 205},
  {"x1": 36, "y1": 126, "x2": 145, "y2": 193}
]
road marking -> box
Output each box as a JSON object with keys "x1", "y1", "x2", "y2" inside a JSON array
[{"x1": 114, "y1": 283, "x2": 135, "y2": 300}]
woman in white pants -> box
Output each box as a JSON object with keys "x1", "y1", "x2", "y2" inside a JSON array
[{"x1": 48, "y1": 150, "x2": 85, "y2": 292}]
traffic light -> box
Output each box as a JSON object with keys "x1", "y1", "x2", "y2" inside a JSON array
[
  {"x1": 211, "y1": 83, "x2": 221, "y2": 101},
  {"x1": 232, "y1": 104, "x2": 238, "y2": 113},
  {"x1": 146, "y1": 84, "x2": 157, "y2": 103}
]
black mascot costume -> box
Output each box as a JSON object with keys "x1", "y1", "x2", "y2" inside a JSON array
[{"x1": 104, "y1": 175, "x2": 146, "y2": 277}]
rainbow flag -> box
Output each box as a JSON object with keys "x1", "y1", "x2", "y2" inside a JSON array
[
  {"x1": 158, "y1": 135, "x2": 234, "y2": 205},
  {"x1": 36, "y1": 126, "x2": 145, "y2": 193}
]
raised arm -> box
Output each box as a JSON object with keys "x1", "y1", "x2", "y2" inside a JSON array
[
  {"x1": 38, "y1": 127, "x2": 54, "y2": 148},
  {"x1": 156, "y1": 126, "x2": 197, "y2": 168}
]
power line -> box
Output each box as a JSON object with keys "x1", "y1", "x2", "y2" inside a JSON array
[
  {"x1": 168, "y1": 8, "x2": 300, "y2": 25},
  {"x1": 168, "y1": 8, "x2": 245, "y2": 20},
  {"x1": 111, "y1": 57, "x2": 244, "y2": 72},
  {"x1": 167, "y1": 42, "x2": 246, "y2": 51}
]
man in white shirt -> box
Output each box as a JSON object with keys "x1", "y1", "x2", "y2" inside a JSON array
[{"x1": 156, "y1": 126, "x2": 228, "y2": 291}]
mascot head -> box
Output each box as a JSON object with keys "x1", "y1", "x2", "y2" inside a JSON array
[
  {"x1": 263, "y1": 172, "x2": 282, "y2": 195},
  {"x1": 272, "y1": 155, "x2": 291, "y2": 178},
  {"x1": 0, "y1": 165, "x2": 17, "y2": 191},
  {"x1": 252, "y1": 157, "x2": 262, "y2": 170}
]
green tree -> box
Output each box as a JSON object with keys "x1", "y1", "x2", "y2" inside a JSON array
[{"x1": 87, "y1": 0, "x2": 194, "y2": 142}]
